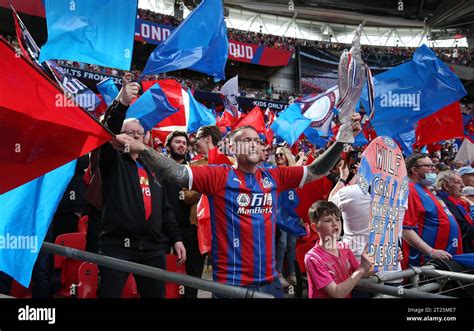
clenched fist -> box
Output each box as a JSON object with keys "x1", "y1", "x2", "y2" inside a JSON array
[{"x1": 117, "y1": 73, "x2": 141, "y2": 106}]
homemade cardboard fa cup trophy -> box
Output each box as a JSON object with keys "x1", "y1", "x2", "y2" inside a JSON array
[{"x1": 335, "y1": 24, "x2": 373, "y2": 144}]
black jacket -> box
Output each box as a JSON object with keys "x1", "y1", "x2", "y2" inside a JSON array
[
  {"x1": 163, "y1": 160, "x2": 192, "y2": 229},
  {"x1": 98, "y1": 101, "x2": 182, "y2": 250}
]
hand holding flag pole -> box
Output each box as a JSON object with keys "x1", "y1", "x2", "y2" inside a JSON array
[{"x1": 115, "y1": 74, "x2": 141, "y2": 106}]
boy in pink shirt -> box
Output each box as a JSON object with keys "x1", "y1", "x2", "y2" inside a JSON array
[{"x1": 304, "y1": 201, "x2": 372, "y2": 298}]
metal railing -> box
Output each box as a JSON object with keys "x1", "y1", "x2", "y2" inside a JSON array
[
  {"x1": 358, "y1": 265, "x2": 474, "y2": 298},
  {"x1": 42, "y1": 242, "x2": 473, "y2": 299},
  {"x1": 41, "y1": 242, "x2": 273, "y2": 299}
]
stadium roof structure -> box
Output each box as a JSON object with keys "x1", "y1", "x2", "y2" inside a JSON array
[
  {"x1": 223, "y1": 0, "x2": 474, "y2": 31},
  {"x1": 222, "y1": 0, "x2": 472, "y2": 47}
]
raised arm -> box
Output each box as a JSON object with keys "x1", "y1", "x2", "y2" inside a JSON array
[
  {"x1": 110, "y1": 132, "x2": 190, "y2": 187},
  {"x1": 304, "y1": 113, "x2": 361, "y2": 184},
  {"x1": 98, "y1": 79, "x2": 141, "y2": 176},
  {"x1": 305, "y1": 142, "x2": 345, "y2": 184},
  {"x1": 139, "y1": 146, "x2": 189, "y2": 188}
]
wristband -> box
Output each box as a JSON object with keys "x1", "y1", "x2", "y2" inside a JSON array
[
  {"x1": 339, "y1": 177, "x2": 348, "y2": 185},
  {"x1": 429, "y1": 249, "x2": 434, "y2": 258}
]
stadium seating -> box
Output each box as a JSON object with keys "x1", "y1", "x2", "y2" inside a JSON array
[
  {"x1": 53, "y1": 232, "x2": 86, "y2": 297},
  {"x1": 75, "y1": 255, "x2": 186, "y2": 298},
  {"x1": 77, "y1": 215, "x2": 89, "y2": 233},
  {"x1": 76, "y1": 262, "x2": 98, "y2": 298},
  {"x1": 165, "y1": 254, "x2": 186, "y2": 298},
  {"x1": 122, "y1": 274, "x2": 140, "y2": 298}
]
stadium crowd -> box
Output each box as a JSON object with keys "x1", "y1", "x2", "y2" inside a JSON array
[
  {"x1": 0, "y1": 72, "x2": 472, "y2": 298},
  {"x1": 1, "y1": 8, "x2": 473, "y2": 300}
]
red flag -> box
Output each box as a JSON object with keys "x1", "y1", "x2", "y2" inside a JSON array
[
  {"x1": 295, "y1": 176, "x2": 334, "y2": 224},
  {"x1": 216, "y1": 109, "x2": 238, "y2": 128},
  {"x1": 208, "y1": 148, "x2": 233, "y2": 165},
  {"x1": 0, "y1": 39, "x2": 112, "y2": 194},
  {"x1": 233, "y1": 106, "x2": 266, "y2": 133},
  {"x1": 414, "y1": 101, "x2": 464, "y2": 148},
  {"x1": 0, "y1": 0, "x2": 45, "y2": 17},
  {"x1": 196, "y1": 194, "x2": 211, "y2": 254},
  {"x1": 94, "y1": 94, "x2": 108, "y2": 118},
  {"x1": 426, "y1": 142, "x2": 442, "y2": 154},
  {"x1": 264, "y1": 127, "x2": 274, "y2": 146},
  {"x1": 151, "y1": 128, "x2": 172, "y2": 147},
  {"x1": 362, "y1": 121, "x2": 377, "y2": 142}
]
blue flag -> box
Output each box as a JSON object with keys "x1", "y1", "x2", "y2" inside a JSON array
[
  {"x1": 187, "y1": 90, "x2": 216, "y2": 133},
  {"x1": 304, "y1": 127, "x2": 329, "y2": 148},
  {"x1": 360, "y1": 45, "x2": 467, "y2": 137},
  {"x1": 141, "y1": 0, "x2": 228, "y2": 81},
  {"x1": 39, "y1": 0, "x2": 138, "y2": 70},
  {"x1": 393, "y1": 129, "x2": 416, "y2": 156},
  {"x1": 271, "y1": 104, "x2": 311, "y2": 146},
  {"x1": 126, "y1": 84, "x2": 179, "y2": 131},
  {"x1": 97, "y1": 78, "x2": 119, "y2": 107},
  {"x1": 0, "y1": 160, "x2": 76, "y2": 287}
]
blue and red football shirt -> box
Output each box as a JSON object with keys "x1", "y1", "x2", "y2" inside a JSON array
[
  {"x1": 187, "y1": 165, "x2": 307, "y2": 285},
  {"x1": 402, "y1": 181, "x2": 463, "y2": 267}
]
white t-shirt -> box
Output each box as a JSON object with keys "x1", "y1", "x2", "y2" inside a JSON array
[{"x1": 330, "y1": 184, "x2": 370, "y2": 261}]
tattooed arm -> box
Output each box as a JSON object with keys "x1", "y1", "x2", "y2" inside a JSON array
[
  {"x1": 139, "y1": 147, "x2": 189, "y2": 188},
  {"x1": 111, "y1": 133, "x2": 190, "y2": 187},
  {"x1": 305, "y1": 142, "x2": 345, "y2": 184}
]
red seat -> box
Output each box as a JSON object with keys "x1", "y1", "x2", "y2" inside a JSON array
[
  {"x1": 77, "y1": 215, "x2": 89, "y2": 233},
  {"x1": 165, "y1": 254, "x2": 186, "y2": 298},
  {"x1": 10, "y1": 280, "x2": 32, "y2": 298},
  {"x1": 75, "y1": 256, "x2": 186, "y2": 298},
  {"x1": 122, "y1": 274, "x2": 140, "y2": 298},
  {"x1": 53, "y1": 232, "x2": 86, "y2": 297},
  {"x1": 76, "y1": 262, "x2": 98, "y2": 298},
  {"x1": 54, "y1": 232, "x2": 87, "y2": 269},
  {"x1": 76, "y1": 263, "x2": 140, "y2": 299}
]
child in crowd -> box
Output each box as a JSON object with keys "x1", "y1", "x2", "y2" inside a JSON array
[{"x1": 304, "y1": 201, "x2": 372, "y2": 298}]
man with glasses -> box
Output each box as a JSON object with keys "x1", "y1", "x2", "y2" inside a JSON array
[
  {"x1": 98, "y1": 80, "x2": 186, "y2": 298},
  {"x1": 194, "y1": 125, "x2": 222, "y2": 159},
  {"x1": 110, "y1": 115, "x2": 362, "y2": 297},
  {"x1": 402, "y1": 154, "x2": 463, "y2": 269},
  {"x1": 436, "y1": 171, "x2": 474, "y2": 253}
]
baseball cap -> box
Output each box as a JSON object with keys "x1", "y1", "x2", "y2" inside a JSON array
[
  {"x1": 457, "y1": 166, "x2": 474, "y2": 176},
  {"x1": 462, "y1": 186, "x2": 474, "y2": 196}
]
